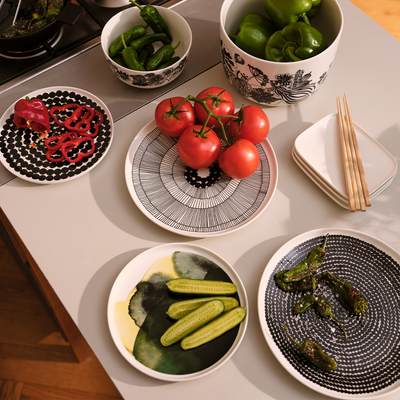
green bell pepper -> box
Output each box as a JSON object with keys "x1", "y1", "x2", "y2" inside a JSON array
[
  {"x1": 229, "y1": 13, "x2": 277, "y2": 59},
  {"x1": 263, "y1": 0, "x2": 321, "y2": 29},
  {"x1": 265, "y1": 21, "x2": 327, "y2": 62}
]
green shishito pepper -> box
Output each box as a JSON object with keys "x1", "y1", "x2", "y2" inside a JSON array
[
  {"x1": 265, "y1": 21, "x2": 327, "y2": 62},
  {"x1": 129, "y1": 33, "x2": 170, "y2": 51},
  {"x1": 139, "y1": 44, "x2": 155, "y2": 66},
  {"x1": 294, "y1": 294, "x2": 347, "y2": 340},
  {"x1": 284, "y1": 325, "x2": 337, "y2": 372},
  {"x1": 146, "y1": 42, "x2": 180, "y2": 71},
  {"x1": 282, "y1": 234, "x2": 328, "y2": 283},
  {"x1": 121, "y1": 34, "x2": 145, "y2": 71},
  {"x1": 275, "y1": 270, "x2": 316, "y2": 292},
  {"x1": 229, "y1": 13, "x2": 277, "y2": 59},
  {"x1": 109, "y1": 24, "x2": 147, "y2": 58},
  {"x1": 158, "y1": 56, "x2": 180, "y2": 70},
  {"x1": 130, "y1": 0, "x2": 172, "y2": 43},
  {"x1": 263, "y1": 0, "x2": 321, "y2": 29},
  {"x1": 320, "y1": 271, "x2": 368, "y2": 324}
]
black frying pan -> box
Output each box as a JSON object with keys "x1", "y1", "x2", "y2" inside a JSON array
[{"x1": 0, "y1": 0, "x2": 83, "y2": 52}]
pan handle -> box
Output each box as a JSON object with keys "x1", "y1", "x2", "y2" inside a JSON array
[{"x1": 56, "y1": 1, "x2": 85, "y2": 25}]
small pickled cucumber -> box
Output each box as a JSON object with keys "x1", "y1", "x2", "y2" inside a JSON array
[
  {"x1": 181, "y1": 306, "x2": 246, "y2": 350},
  {"x1": 166, "y1": 278, "x2": 237, "y2": 295},
  {"x1": 167, "y1": 297, "x2": 239, "y2": 319},
  {"x1": 160, "y1": 299, "x2": 225, "y2": 347}
]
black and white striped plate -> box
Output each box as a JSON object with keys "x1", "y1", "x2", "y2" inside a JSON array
[
  {"x1": 124, "y1": 119, "x2": 278, "y2": 237},
  {"x1": 258, "y1": 228, "x2": 400, "y2": 399},
  {"x1": 0, "y1": 87, "x2": 113, "y2": 184}
]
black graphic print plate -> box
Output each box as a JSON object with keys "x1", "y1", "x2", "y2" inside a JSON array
[
  {"x1": 0, "y1": 87, "x2": 113, "y2": 184},
  {"x1": 257, "y1": 228, "x2": 400, "y2": 399},
  {"x1": 125, "y1": 119, "x2": 278, "y2": 237}
]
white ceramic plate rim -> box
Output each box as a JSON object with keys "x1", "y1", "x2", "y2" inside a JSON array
[
  {"x1": 0, "y1": 86, "x2": 114, "y2": 184},
  {"x1": 257, "y1": 228, "x2": 400, "y2": 399},
  {"x1": 107, "y1": 242, "x2": 248, "y2": 382},
  {"x1": 124, "y1": 119, "x2": 278, "y2": 237}
]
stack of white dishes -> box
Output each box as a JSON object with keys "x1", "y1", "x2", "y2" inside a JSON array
[{"x1": 292, "y1": 113, "x2": 397, "y2": 209}]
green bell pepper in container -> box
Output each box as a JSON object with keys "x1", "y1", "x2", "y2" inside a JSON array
[
  {"x1": 265, "y1": 21, "x2": 327, "y2": 62},
  {"x1": 229, "y1": 13, "x2": 277, "y2": 59},
  {"x1": 263, "y1": 0, "x2": 321, "y2": 29}
]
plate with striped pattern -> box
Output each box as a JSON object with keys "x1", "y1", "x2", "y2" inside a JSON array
[{"x1": 125, "y1": 119, "x2": 278, "y2": 237}]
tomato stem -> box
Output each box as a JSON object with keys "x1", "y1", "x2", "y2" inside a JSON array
[{"x1": 170, "y1": 92, "x2": 242, "y2": 147}]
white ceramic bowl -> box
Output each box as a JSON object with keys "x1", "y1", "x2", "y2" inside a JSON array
[
  {"x1": 101, "y1": 6, "x2": 192, "y2": 89},
  {"x1": 220, "y1": 0, "x2": 344, "y2": 106}
]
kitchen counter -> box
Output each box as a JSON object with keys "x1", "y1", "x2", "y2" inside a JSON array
[{"x1": 1, "y1": 0, "x2": 400, "y2": 399}]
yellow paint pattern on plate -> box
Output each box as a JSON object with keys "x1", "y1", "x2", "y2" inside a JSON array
[{"x1": 114, "y1": 254, "x2": 180, "y2": 353}]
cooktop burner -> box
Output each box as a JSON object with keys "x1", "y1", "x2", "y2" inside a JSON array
[
  {"x1": 0, "y1": 0, "x2": 175, "y2": 88},
  {"x1": 0, "y1": 28, "x2": 63, "y2": 59}
]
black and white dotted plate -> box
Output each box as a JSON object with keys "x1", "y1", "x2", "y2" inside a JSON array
[
  {"x1": 0, "y1": 87, "x2": 113, "y2": 184},
  {"x1": 125, "y1": 119, "x2": 278, "y2": 237},
  {"x1": 258, "y1": 228, "x2": 400, "y2": 399}
]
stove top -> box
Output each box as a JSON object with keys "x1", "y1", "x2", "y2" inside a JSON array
[{"x1": 0, "y1": 0, "x2": 176, "y2": 89}]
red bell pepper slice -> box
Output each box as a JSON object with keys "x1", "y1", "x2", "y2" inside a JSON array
[
  {"x1": 49, "y1": 103, "x2": 81, "y2": 127},
  {"x1": 64, "y1": 105, "x2": 95, "y2": 134},
  {"x1": 13, "y1": 97, "x2": 50, "y2": 134},
  {"x1": 80, "y1": 110, "x2": 104, "y2": 138},
  {"x1": 46, "y1": 149, "x2": 65, "y2": 163},
  {"x1": 45, "y1": 132, "x2": 78, "y2": 152},
  {"x1": 61, "y1": 136, "x2": 96, "y2": 163}
]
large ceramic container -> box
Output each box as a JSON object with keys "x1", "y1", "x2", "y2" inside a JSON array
[
  {"x1": 101, "y1": 6, "x2": 192, "y2": 89},
  {"x1": 220, "y1": 0, "x2": 344, "y2": 106}
]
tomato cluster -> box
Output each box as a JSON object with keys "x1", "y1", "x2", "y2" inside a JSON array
[{"x1": 154, "y1": 87, "x2": 270, "y2": 180}]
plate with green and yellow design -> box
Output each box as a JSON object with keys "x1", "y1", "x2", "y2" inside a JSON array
[{"x1": 107, "y1": 243, "x2": 248, "y2": 381}]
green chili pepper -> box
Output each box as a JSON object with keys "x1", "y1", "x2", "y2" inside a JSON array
[
  {"x1": 146, "y1": 42, "x2": 180, "y2": 71},
  {"x1": 121, "y1": 34, "x2": 145, "y2": 71},
  {"x1": 320, "y1": 271, "x2": 368, "y2": 325},
  {"x1": 45, "y1": 0, "x2": 64, "y2": 23},
  {"x1": 229, "y1": 13, "x2": 277, "y2": 59},
  {"x1": 275, "y1": 270, "x2": 316, "y2": 292},
  {"x1": 109, "y1": 24, "x2": 148, "y2": 58},
  {"x1": 284, "y1": 325, "x2": 337, "y2": 372},
  {"x1": 129, "y1": 33, "x2": 170, "y2": 51},
  {"x1": 283, "y1": 234, "x2": 328, "y2": 283},
  {"x1": 130, "y1": 0, "x2": 172, "y2": 43},
  {"x1": 263, "y1": 0, "x2": 321, "y2": 29},
  {"x1": 294, "y1": 294, "x2": 347, "y2": 340},
  {"x1": 157, "y1": 56, "x2": 180, "y2": 69},
  {"x1": 112, "y1": 54, "x2": 127, "y2": 68},
  {"x1": 28, "y1": 0, "x2": 48, "y2": 29},
  {"x1": 139, "y1": 44, "x2": 155, "y2": 66},
  {"x1": 265, "y1": 21, "x2": 327, "y2": 62}
]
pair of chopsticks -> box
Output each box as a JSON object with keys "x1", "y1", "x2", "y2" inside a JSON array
[{"x1": 336, "y1": 94, "x2": 371, "y2": 212}]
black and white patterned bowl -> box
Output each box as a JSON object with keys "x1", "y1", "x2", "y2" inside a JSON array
[
  {"x1": 101, "y1": 6, "x2": 192, "y2": 89},
  {"x1": 220, "y1": 0, "x2": 344, "y2": 106}
]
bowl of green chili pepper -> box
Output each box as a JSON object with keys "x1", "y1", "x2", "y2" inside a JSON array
[
  {"x1": 101, "y1": 2, "x2": 192, "y2": 88},
  {"x1": 220, "y1": 0, "x2": 343, "y2": 106}
]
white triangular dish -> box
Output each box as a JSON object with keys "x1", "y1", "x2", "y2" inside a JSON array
[
  {"x1": 293, "y1": 113, "x2": 397, "y2": 199},
  {"x1": 293, "y1": 146, "x2": 393, "y2": 200},
  {"x1": 292, "y1": 148, "x2": 394, "y2": 209}
]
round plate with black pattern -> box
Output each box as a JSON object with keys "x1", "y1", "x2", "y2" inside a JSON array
[
  {"x1": 0, "y1": 87, "x2": 113, "y2": 184},
  {"x1": 125, "y1": 119, "x2": 278, "y2": 237},
  {"x1": 257, "y1": 228, "x2": 400, "y2": 399}
]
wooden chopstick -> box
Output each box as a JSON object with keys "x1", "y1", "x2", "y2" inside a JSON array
[
  {"x1": 337, "y1": 97, "x2": 356, "y2": 212},
  {"x1": 336, "y1": 95, "x2": 371, "y2": 212},
  {"x1": 343, "y1": 94, "x2": 371, "y2": 208}
]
